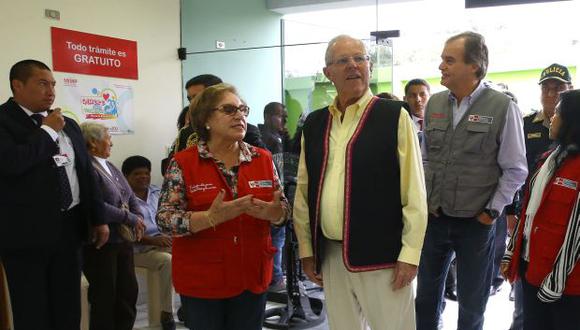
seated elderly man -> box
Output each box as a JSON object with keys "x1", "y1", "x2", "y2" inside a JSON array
[{"x1": 122, "y1": 155, "x2": 176, "y2": 330}]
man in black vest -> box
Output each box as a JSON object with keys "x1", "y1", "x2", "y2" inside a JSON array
[
  {"x1": 415, "y1": 32, "x2": 528, "y2": 330},
  {"x1": 0, "y1": 59, "x2": 108, "y2": 330},
  {"x1": 293, "y1": 35, "x2": 427, "y2": 330}
]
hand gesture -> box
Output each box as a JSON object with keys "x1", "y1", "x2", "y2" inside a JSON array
[
  {"x1": 391, "y1": 261, "x2": 417, "y2": 290},
  {"x1": 44, "y1": 108, "x2": 66, "y2": 131},
  {"x1": 246, "y1": 190, "x2": 284, "y2": 223},
  {"x1": 208, "y1": 189, "x2": 253, "y2": 224},
  {"x1": 301, "y1": 256, "x2": 323, "y2": 286}
]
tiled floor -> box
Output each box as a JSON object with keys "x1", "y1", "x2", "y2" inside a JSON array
[{"x1": 133, "y1": 276, "x2": 515, "y2": 330}]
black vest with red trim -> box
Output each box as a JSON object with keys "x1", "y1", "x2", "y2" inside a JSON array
[
  {"x1": 302, "y1": 97, "x2": 403, "y2": 272},
  {"x1": 172, "y1": 146, "x2": 276, "y2": 299}
]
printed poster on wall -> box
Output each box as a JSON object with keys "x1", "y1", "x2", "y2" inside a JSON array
[{"x1": 58, "y1": 76, "x2": 134, "y2": 134}]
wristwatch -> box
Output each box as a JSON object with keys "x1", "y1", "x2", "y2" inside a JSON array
[{"x1": 483, "y1": 208, "x2": 500, "y2": 220}]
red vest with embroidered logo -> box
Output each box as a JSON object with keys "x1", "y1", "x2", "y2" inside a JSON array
[
  {"x1": 172, "y1": 146, "x2": 276, "y2": 299},
  {"x1": 509, "y1": 154, "x2": 580, "y2": 295}
]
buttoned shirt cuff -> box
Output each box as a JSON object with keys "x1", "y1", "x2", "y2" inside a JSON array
[
  {"x1": 397, "y1": 246, "x2": 421, "y2": 266},
  {"x1": 298, "y1": 243, "x2": 314, "y2": 259},
  {"x1": 41, "y1": 125, "x2": 59, "y2": 141}
]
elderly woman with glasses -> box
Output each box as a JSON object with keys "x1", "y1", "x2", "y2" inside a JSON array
[
  {"x1": 80, "y1": 122, "x2": 145, "y2": 330},
  {"x1": 502, "y1": 89, "x2": 580, "y2": 330},
  {"x1": 157, "y1": 83, "x2": 289, "y2": 330}
]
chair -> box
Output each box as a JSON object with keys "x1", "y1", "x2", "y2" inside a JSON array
[{"x1": 135, "y1": 266, "x2": 162, "y2": 326}]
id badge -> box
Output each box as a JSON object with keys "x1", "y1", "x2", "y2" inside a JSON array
[{"x1": 53, "y1": 154, "x2": 71, "y2": 167}]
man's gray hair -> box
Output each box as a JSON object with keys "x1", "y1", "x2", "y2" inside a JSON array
[
  {"x1": 324, "y1": 35, "x2": 367, "y2": 66},
  {"x1": 80, "y1": 122, "x2": 108, "y2": 145}
]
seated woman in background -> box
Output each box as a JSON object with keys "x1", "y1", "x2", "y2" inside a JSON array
[
  {"x1": 502, "y1": 89, "x2": 580, "y2": 330},
  {"x1": 80, "y1": 122, "x2": 145, "y2": 330},
  {"x1": 157, "y1": 83, "x2": 289, "y2": 330}
]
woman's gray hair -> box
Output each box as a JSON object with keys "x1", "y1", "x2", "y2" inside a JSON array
[{"x1": 80, "y1": 121, "x2": 108, "y2": 146}]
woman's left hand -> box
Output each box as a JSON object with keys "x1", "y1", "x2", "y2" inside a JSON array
[{"x1": 247, "y1": 190, "x2": 285, "y2": 223}]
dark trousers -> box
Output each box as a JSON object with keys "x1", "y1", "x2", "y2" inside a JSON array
[
  {"x1": 491, "y1": 213, "x2": 507, "y2": 288},
  {"x1": 522, "y1": 277, "x2": 580, "y2": 330},
  {"x1": 83, "y1": 242, "x2": 138, "y2": 330},
  {"x1": 180, "y1": 290, "x2": 267, "y2": 330},
  {"x1": 0, "y1": 209, "x2": 83, "y2": 330},
  {"x1": 416, "y1": 214, "x2": 495, "y2": 330},
  {"x1": 509, "y1": 279, "x2": 523, "y2": 330}
]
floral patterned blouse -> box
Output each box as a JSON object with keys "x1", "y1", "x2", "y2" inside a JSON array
[{"x1": 157, "y1": 141, "x2": 289, "y2": 235}]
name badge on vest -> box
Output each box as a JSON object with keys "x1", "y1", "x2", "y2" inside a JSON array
[
  {"x1": 553, "y1": 177, "x2": 578, "y2": 190},
  {"x1": 249, "y1": 180, "x2": 273, "y2": 189},
  {"x1": 53, "y1": 154, "x2": 71, "y2": 167},
  {"x1": 189, "y1": 183, "x2": 217, "y2": 193},
  {"x1": 527, "y1": 132, "x2": 542, "y2": 139},
  {"x1": 468, "y1": 114, "x2": 493, "y2": 124}
]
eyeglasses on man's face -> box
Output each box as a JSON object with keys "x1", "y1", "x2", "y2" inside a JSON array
[
  {"x1": 214, "y1": 104, "x2": 250, "y2": 117},
  {"x1": 329, "y1": 54, "x2": 370, "y2": 66}
]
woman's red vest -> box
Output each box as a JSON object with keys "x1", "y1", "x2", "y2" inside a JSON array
[
  {"x1": 171, "y1": 146, "x2": 276, "y2": 299},
  {"x1": 509, "y1": 154, "x2": 580, "y2": 295}
]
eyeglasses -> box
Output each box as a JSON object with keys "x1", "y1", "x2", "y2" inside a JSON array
[
  {"x1": 214, "y1": 104, "x2": 250, "y2": 117},
  {"x1": 329, "y1": 54, "x2": 370, "y2": 66}
]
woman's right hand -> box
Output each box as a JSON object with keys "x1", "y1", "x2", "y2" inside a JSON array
[{"x1": 207, "y1": 189, "x2": 253, "y2": 224}]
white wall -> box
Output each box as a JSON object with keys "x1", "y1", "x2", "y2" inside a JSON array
[
  {"x1": 0, "y1": 0, "x2": 182, "y2": 185},
  {"x1": 181, "y1": 0, "x2": 283, "y2": 125}
]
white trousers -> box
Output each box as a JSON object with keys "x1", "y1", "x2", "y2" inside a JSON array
[
  {"x1": 322, "y1": 241, "x2": 416, "y2": 330},
  {"x1": 133, "y1": 246, "x2": 174, "y2": 313}
]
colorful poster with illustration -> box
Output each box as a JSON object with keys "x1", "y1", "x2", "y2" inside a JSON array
[{"x1": 57, "y1": 75, "x2": 134, "y2": 134}]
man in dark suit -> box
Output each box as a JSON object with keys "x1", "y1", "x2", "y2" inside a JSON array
[{"x1": 0, "y1": 59, "x2": 108, "y2": 330}]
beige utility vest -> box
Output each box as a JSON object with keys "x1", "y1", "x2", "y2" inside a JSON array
[{"x1": 424, "y1": 88, "x2": 510, "y2": 218}]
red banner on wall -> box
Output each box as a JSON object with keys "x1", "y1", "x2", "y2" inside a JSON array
[{"x1": 51, "y1": 27, "x2": 138, "y2": 80}]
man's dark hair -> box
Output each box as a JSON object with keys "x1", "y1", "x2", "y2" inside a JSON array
[
  {"x1": 122, "y1": 155, "x2": 152, "y2": 176},
  {"x1": 447, "y1": 31, "x2": 488, "y2": 80},
  {"x1": 176, "y1": 106, "x2": 189, "y2": 129},
  {"x1": 9, "y1": 59, "x2": 51, "y2": 93},
  {"x1": 404, "y1": 79, "x2": 431, "y2": 96},
  {"x1": 376, "y1": 92, "x2": 400, "y2": 101},
  {"x1": 185, "y1": 74, "x2": 222, "y2": 90},
  {"x1": 263, "y1": 102, "x2": 285, "y2": 119}
]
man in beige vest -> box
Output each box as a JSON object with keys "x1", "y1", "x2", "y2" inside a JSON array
[{"x1": 415, "y1": 32, "x2": 527, "y2": 330}]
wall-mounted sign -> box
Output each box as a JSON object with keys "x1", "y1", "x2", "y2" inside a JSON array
[{"x1": 51, "y1": 27, "x2": 138, "y2": 79}]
